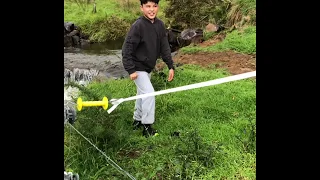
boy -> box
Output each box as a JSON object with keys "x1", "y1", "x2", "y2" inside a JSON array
[{"x1": 122, "y1": 0, "x2": 175, "y2": 137}]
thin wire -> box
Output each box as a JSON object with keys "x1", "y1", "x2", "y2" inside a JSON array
[
  {"x1": 69, "y1": 124, "x2": 72, "y2": 150},
  {"x1": 66, "y1": 123, "x2": 136, "y2": 180}
]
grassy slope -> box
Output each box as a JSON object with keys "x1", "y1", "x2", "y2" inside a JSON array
[
  {"x1": 64, "y1": 0, "x2": 168, "y2": 24},
  {"x1": 64, "y1": 0, "x2": 138, "y2": 24},
  {"x1": 181, "y1": 26, "x2": 256, "y2": 55},
  {"x1": 64, "y1": 0, "x2": 169, "y2": 41},
  {"x1": 65, "y1": 65, "x2": 256, "y2": 180}
]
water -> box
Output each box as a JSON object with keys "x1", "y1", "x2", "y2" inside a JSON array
[
  {"x1": 64, "y1": 38, "x2": 177, "y2": 107},
  {"x1": 64, "y1": 38, "x2": 127, "y2": 83},
  {"x1": 64, "y1": 38, "x2": 178, "y2": 85},
  {"x1": 64, "y1": 38, "x2": 127, "y2": 108},
  {"x1": 64, "y1": 38, "x2": 125, "y2": 54},
  {"x1": 82, "y1": 38, "x2": 125, "y2": 53}
]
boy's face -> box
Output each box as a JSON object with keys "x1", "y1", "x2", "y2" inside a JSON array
[{"x1": 140, "y1": 1, "x2": 159, "y2": 20}]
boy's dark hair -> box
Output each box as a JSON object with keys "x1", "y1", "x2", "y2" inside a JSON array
[{"x1": 140, "y1": 0, "x2": 159, "y2": 5}]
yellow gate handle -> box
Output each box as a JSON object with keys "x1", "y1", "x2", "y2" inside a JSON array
[{"x1": 77, "y1": 97, "x2": 108, "y2": 111}]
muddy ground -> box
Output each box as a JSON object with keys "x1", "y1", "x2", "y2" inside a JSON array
[{"x1": 157, "y1": 34, "x2": 256, "y2": 75}]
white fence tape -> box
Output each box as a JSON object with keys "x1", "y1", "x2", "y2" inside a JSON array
[{"x1": 107, "y1": 71, "x2": 256, "y2": 114}]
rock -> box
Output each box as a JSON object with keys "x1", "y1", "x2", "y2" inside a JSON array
[{"x1": 64, "y1": 22, "x2": 90, "y2": 47}]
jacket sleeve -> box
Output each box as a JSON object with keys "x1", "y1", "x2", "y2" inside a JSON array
[
  {"x1": 159, "y1": 23, "x2": 175, "y2": 70},
  {"x1": 122, "y1": 23, "x2": 141, "y2": 75}
]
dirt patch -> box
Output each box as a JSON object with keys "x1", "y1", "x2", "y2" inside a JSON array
[
  {"x1": 156, "y1": 50, "x2": 255, "y2": 75},
  {"x1": 156, "y1": 34, "x2": 256, "y2": 75},
  {"x1": 173, "y1": 51, "x2": 256, "y2": 75},
  {"x1": 198, "y1": 33, "x2": 226, "y2": 47}
]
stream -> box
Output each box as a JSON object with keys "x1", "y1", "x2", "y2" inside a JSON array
[
  {"x1": 64, "y1": 39, "x2": 126, "y2": 109},
  {"x1": 64, "y1": 39, "x2": 177, "y2": 112}
]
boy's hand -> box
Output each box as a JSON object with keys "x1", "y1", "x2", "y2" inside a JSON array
[
  {"x1": 130, "y1": 72, "x2": 138, "y2": 80},
  {"x1": 168, "y1": 69, "x2": 174, "y2": 82}
]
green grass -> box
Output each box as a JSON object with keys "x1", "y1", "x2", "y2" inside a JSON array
[
  {"x1": 181, "y1": 26, "x2": 256, "y2": 55},
  {"x1": 64, "y1": 0, "x2": 138, "y2": 24},
  {"x1": 64, "y1": 1, "x2": 256, "y2": 179},
  {"x1": 64, "y1": 0, "x2": 169, "y2": 42},
  {"x1": 64, "y1": 0, "x2": 138, "y2": 41},
  {"x1": 64, "y1": 65, "x2": 256, "y2": 180}
]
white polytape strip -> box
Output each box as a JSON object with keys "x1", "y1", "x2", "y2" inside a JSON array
[{"x1": 107, "y1": 71, "x2": 256, "y2": 114}]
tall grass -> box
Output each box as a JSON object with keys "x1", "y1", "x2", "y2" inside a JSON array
[
  {"x1": 226, "y1": 0, "x2": 256, "y2": 28},
  {"x1": 64, "y1": 65, "x2": 256, "y2": 179}
]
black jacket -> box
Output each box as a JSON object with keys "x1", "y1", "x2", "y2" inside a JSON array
[{"x1": 122, "y1": 16, "x2": 174, "y2": 75}]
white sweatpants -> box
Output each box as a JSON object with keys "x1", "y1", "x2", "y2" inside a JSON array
[{"x1": 133, "y1": 71, "x2": 155, "y2": 124}]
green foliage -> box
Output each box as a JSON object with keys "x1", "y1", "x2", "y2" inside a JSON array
[
  {"x1": 236, "y1": 0, "x2": 256, "y2": 15},
  {"x1": 164, "y1": 0, "x2": 229, "y2": 29},
  {"x1": 226, "y1": 0, "x2": 256, "y2": 28},
  {"x1": 80, "y1": 15, "x2": 131, "y2": 42}
]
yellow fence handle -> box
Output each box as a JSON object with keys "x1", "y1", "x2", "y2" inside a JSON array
[{"x1": 77, "y1": 96, "x2": 108, "y2": 111}]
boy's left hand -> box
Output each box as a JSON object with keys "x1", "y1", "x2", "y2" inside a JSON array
[{"x1": 168, "y1": 69, "x2": 174, "y2": 82}]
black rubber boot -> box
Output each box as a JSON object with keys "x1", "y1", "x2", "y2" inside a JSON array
[
  {"x1": 142, "y1": 124, "x2": 158, "y2": 137},
  {"x1": 132, "y1": 120, "x2": 142, "y2": 130}
]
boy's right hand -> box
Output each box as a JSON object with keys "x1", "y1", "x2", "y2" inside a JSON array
[{"x1": 129, "y1": 72, "x2": 138, "y2": 80}]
